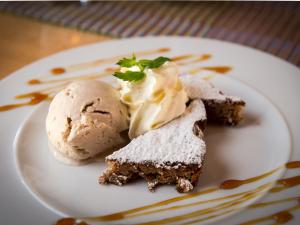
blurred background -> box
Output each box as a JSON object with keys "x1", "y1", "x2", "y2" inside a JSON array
[{"x1": 0, "y1": 1, "x2": 300, "y2": 78}]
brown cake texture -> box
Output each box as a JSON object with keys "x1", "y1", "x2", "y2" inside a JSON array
[
  {"x1": 99, "y1": 160, "x2": 204, "y2": 193},
  {"x1": 181, "y1": 75, "x2": 245, "y2": 126},
  {"x1": 100, "y1": 100, "x2": 207, "y2": 193},
  {"x1": 100, "y1": 76, "x2": 245, "y2": 193},
  {"x1": 203, "y1": 98, "x2": 245, "y2": 126}
]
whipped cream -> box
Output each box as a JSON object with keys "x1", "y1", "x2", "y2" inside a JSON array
[{"x1": 119, "y1": 61, "x2": 188, "y2": 139}]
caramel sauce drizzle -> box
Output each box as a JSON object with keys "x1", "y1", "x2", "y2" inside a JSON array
[
  {"x1": 286, "y1": 161, "x2": 300, "y2": 169},
  {"x1": 170, "y1": 54, "x2": 194, "y2": 62},
  {"x1": 177, "y1": 54, "x2": 211, "y2": 66},
  {"x1": 272, "y1": 211, "x2": 294, "y2": 224},
  {"x1": 238, "y1": 205, "x2": 300, "y2": 225},
  {"x1": 28, "y1": 53, "x2": 212, "y2": 87},
  {"x1": 51, "y1": 67, "x2": 66, "y2": 75},
  {"x1": 237, "y1": 161, "x2": 300, "y2": 225},
  {"x1": 27, "y1": 67, "x2": 118, "y2": 86},
  {"x1": 104, "y1": 67, "x2": 118, "y2": 73},
  {"x1": 28, "y1": 48, "x2": 171, "y2": 85},
  {"x1": 64, "y1": 48, "x2": 171, "y2": 73},
  {"x1": 1, "y1": 49, "x2": 222, "y2": 112},
  {"x1": 83, "y1": 161, "x2": 300, "y2": 224},
  {"x1": 249, "y1": 196, "x2": 300, "y2": 208},
  {"x1": 54, "y1": 159, "x2": 299, "y2": 225},
  {"x1": 55, "y1": 217, "x2": 88, "y2": 225},
  {"x1": 123, "y1": 183, "x2": 271, "y2": 221},
  {"x1": 55, "y1": 218, "x2": 75, "y2": 225},
  {"x1": 2, "y1": 71, "x2": 110, "y2": 111},
  {"x1": 27, "y1": 79, "x2": 42, "y2": 85},
  {"x1": 0, "y1": 83, "x2": 66, "y2": 112},
  {"x1": 0, "y1": 92, "x2": 50, "y2": 112},
  {"x1": 203, "y1": 66, "x2": 232, "y2": 74},
  {"x1": 0, "y1": 48, "x2": 175, "y2": 112},
  {"x1": 27, "y1": 70, "x2": 111, "y2": 86},
  {"x1": 184, "y1": 209, "x2": 238, "y2": 225},
  {"x1": 86, "y1": 167, "x2": 281, "y2": 222},
  {"x1": 136, "y1": 189, "x2": 264, "y2": 225},
  {"x1": 86, "y1": 187, "x2": 218, "y2": 221},
  {"x1": 220, "y1": 166, "x2": 283, "y2": 189},
  {"x1": 270, "y1": 175, "x2": 300, "y2": 193},
  {"x1": 189, "y1": 66, "x2": 232, "y2": 75}
]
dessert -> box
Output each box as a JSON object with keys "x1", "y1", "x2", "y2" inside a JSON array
[
  {"x1": 181, "y1": 74, "x2": 245, "y2": 125},
  {"x1": 99, "y1": 56, "x2": 246, "y2": 193},
  {"x1": 44, "y1": 52, "x2": 246, "y2": 192},
  {"x1": 46, "y1": 80, "x2": 128, "y2": 165},
  {"x1": 115, "y1": 55, "x2": 188, "y2": 139},
  {"x1": 99, "y1": 99, "x2": 207, "y2": 193}
]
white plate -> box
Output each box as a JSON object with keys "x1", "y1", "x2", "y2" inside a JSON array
[{"x1": 1, "y1": 37, "x2": 300, "y2": 225}]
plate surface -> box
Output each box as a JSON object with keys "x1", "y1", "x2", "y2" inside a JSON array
[{"x1": 1, "y1": 37, "x2": 300, "y2": 225}]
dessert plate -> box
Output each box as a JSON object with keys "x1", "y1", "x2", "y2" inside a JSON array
[{"x1": 1, "y1": 37, "x2": 300, "y2": 225}]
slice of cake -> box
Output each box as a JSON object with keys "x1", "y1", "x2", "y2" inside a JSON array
[
  {"x1": 99, "y1": 100, "x2": 207, "y2": 193},
  {"x1": 181, "y1": 74, "x2": 245, "y2": 125}
]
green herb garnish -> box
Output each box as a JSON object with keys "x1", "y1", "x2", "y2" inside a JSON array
[
  {"x1": 116, "y1": 55, "x2": 138, "y2": 68},
  {"x1": 113, "y1": 71, "x2": 146, "y2": 82},
  {"x1": 145, "y1": 57, "x2": 170, "y2": 68},
  {"x1": 113, "y1": 55, "x2": 170, "y2": 82}
]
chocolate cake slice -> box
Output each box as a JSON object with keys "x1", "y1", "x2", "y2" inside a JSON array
[
  {"x1": 99, "y1": 100, "x2": 207, "y2": 193},
  {"x1": 99, "y1": 76, "x2": 245, "y2": 193},
  {"x1": 181, "y1": 75, "x2": 245, "y2": 125}
]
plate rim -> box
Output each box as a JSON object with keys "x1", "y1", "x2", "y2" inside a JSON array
[{"x1": 1, "y1": 36, "x2": 299, "y2": 225}]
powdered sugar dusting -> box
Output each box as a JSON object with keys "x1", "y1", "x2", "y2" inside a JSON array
[
  {"x1": 107, "y1": 100, "x2": 206, "y2": 167},
  {"x1": 181, "y1": 74, "x2": 242, "y2": 102}
]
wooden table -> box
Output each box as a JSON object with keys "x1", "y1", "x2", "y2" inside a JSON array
[{"x1": 0, "y1": 12, "x2": 111, "y2": 79}]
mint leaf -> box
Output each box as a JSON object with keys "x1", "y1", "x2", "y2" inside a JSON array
[
  {"x1": 147, "y1": 57, "x2": 170, "y2": 68},
  {"x1": 138, "y1": 57, "x2": 170, "y2": 69},
  {"x1": 116, "y1": 56, "x2": 170, "y2": 69},
  {"x1": 113, "y1": 56, "x2": 170, "y2": 82},
  {"x1": 117, "y1": 55, "x2": 137, "y2": 68},
  {"x1": 138, "y1": 59, "x2": 151, "y2": 68},
  {"x1": 113, "y1": 71, "x2": 145, "y2": 82}
]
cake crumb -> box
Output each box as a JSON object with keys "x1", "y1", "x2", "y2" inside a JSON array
[{"x1": 176, "y1": 178, "x2": 194, "y2": 193}]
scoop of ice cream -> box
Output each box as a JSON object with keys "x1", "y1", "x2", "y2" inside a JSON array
[
  {"x1": 119, "y1": 61, "x2": 188, "y2": 139},
  {"x1": 46, "y1": 80, "x2": 128, "y2": 165}
]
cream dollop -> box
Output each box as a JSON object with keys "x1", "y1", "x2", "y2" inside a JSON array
[{"x1": 119, "y1": 61, "x2": 188, "y2": 139}]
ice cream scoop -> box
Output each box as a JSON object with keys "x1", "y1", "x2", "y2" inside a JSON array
[{"x1": 46, "y1": 80, "x2": 128, "y2": 165}]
